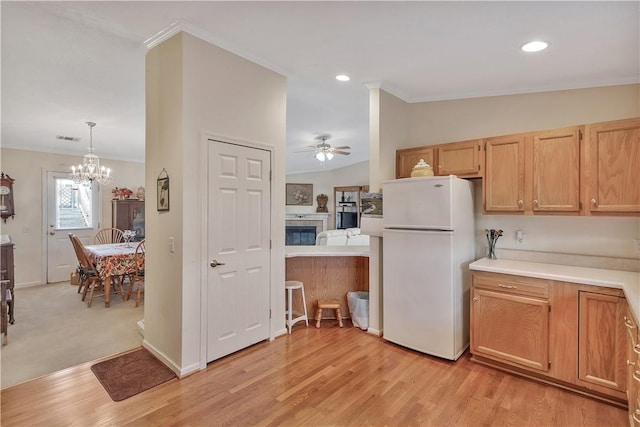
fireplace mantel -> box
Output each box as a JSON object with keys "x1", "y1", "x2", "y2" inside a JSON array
[{"x1": 285, "y1": 213, "x2": 330, "y2": 233}]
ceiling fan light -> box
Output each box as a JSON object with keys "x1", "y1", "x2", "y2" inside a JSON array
[
  {"x1": 325, "y1": 152, "x2": 334, "y2": 160},
  {"x1": 521, "y1": 40, "x2": 548, "y2": 52},
  {"x1": 315, "y1": 151, "x2": 326, "y2": 161}
]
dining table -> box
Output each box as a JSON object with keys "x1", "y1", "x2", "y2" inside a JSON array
[{"x1": 83, "y1": 242, "x2": 143, "y2": 307}]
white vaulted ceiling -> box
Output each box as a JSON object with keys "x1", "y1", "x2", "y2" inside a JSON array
[{"x1": 2, "y1": 1, "x2": 638, "y2": 174}]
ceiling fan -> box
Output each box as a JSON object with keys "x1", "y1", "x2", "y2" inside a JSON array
[{"x1": 296, "y1": 134, "x2": 351, "y2": 162}]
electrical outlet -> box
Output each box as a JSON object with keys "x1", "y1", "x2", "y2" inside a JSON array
[{"x1": 634, "y1": 238, "x2": 640, "y2": 256}]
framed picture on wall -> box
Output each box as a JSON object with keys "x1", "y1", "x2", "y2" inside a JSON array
[
  {"x1": 157, "y1": 168, "x2": 170, "y2": 211},
  {"x1": 285, "y1": 183, "x2": 313, "y2": 206}
]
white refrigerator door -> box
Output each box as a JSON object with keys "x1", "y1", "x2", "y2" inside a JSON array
[
  {"x1": 383, "y1": 176, "x2": 454, "y2": 230},
  {"x1": 383, "y1": 229, "x2": 455, "y2": 359}
]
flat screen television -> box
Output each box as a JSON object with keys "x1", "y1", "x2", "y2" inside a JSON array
[{"x1": 337, "y1": 211, "x2": 358, "y2": 229}]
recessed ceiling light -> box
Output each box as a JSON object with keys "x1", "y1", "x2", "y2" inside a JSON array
[
  {"x1": 521, "y1": 41, "x2": 548, "y2": 53},
  {"x1": 336, "y1": 74, "x2": 350, "y2": 82}
]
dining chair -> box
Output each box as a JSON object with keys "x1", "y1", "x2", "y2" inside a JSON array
[
  {"x1": 69, "y1": 234, "x2": 83, "y2": 294},
  {"x1": 69, "y1": 234, "x2": 103, "y2": 306},
  {"x1": 93, "y1": 228, "x2": 125, "y2": 244},
  {"x1": 126, "y1": 240, "x2": 145, "y2": 307}
]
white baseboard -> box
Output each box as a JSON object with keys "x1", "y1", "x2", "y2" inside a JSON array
[
  {"x1": 142, "y1": 340, "x2": 200, "y2": 378},
  {"x1": 15, "y1": 281, "x2": 45, "y2": 288},
  {"x1": 367, "y1": 327, "x2": 382, "y2": 337},
  {"x1": 137, "y1": 319, "x2": 144, "y2": 337},
  {"x1": 271, "y1": 328, "x2": 287, "y2": 340}
]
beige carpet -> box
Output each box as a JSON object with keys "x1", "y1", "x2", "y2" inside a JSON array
[{"x1": 0, "y1": 281, "x2": 143, "y2": 389}]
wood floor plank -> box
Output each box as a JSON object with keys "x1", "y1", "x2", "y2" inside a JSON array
[{"x1": 1, "y1": 325, "x2": 628, "y2": 426}]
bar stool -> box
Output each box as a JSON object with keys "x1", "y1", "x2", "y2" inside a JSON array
[
  {"x1": 315, "y1": 299, "x2": 344, "y2": 328},
  {"x1": 285, "y1": 280, "x2": 308, "y2": 334}
]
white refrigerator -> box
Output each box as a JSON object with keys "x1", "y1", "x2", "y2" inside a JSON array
[{"x1": 382, "y1": 176, "x2": 474, "y2": 360}]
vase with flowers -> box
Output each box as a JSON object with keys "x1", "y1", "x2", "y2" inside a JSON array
[
  {"x1": 484, "y1": 228, "x2": 503, "y2": 259},
  {"x1": 112, "y1": 187, "x2": 133, "y2": 200}
]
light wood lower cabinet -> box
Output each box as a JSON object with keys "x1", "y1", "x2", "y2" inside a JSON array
[
  {"x1": 471, "y1": 271, "x2": 628, "y2": 405},
  {"x1": 472, "y1": 288, "x2": 550, "y2": 372},
  {"x1": 625, "y1": 307, "x2": 640, "y2": 425},
  {"x1": 578, "y1": 291, "x2": 627, "y2": 393}
]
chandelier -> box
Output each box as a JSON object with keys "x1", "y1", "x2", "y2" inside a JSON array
[{"x1": 70, "y1": 122, "x2": 112, "y2": 185}]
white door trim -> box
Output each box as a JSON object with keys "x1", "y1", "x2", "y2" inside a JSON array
[{"x1": 198, "y1": 132, "x2": 274, "y2": 370}]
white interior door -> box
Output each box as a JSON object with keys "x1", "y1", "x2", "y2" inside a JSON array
[
  {"x1": 46, "y1": 171, "x2": 100, "y2": 283},
  {"x1": 207, "y1": 140, "x2": 271, "y2": 362}
]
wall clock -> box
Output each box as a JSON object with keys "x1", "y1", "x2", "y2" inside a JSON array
[{"x1": 0, "y1": 173, "x2": 15, "y2": 222}]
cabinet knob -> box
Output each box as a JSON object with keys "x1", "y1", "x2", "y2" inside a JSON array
[
  {"x1": 591, "y1": 198, "x2": 597, "y2": 206},
  {"x1": 533, "y1": 200, "x2": 539, "y2": 207},
  {"x1": 517, "y1": 200, "x2": 524, "y2": 209},
  {"x1": 472, "y1": 297, "x2": 478, "y2": 302},
  {"x1": 627, "y1": 359, "x2": 636, "y2": 366},
  {"x1": 625, "y1": 317, "x2": 636, "y2": 329}
]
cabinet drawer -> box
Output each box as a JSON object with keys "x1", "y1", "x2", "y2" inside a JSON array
[{"x1": 472, "y1": 272, "x2": 550, "y2": 299}]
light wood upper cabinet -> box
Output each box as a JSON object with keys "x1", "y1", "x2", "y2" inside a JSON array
[
  {"x1": 578, "y1": 291, "x2": 627, "y2": 393},
  {"x1": 483, "y1": 134, "x2": 525, "y2": 212},
  {"x1": 437, "y1": 139, "x2": 483, "y2": 178},
  {"x1": 395, "y1": 146, "x2": 436, "y2": 179},
  {"x1": 529, "y1": 126, "x2": 581, "y2": 213},
  {"x1": 584, "y1": 117, "x2": 640, "y2": 214}
]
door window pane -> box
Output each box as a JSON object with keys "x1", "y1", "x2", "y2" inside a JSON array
[{"x1": 56, "y1": 179, "x2": 93, "y2": 229}]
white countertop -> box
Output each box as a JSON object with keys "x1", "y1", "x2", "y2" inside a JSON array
[
  {"x1": 470, "y1": 258, "x2": 640, "y2": 321},
  {"x1": 285, "y1": 245, "x2": 370, "y2": 258}
]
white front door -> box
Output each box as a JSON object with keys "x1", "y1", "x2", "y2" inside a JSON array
[
  {"x1": 46, "y1": 171, "x2": 100, "y2": 283},
  {"x1": 207, "y1": 139, "x2": 271, "y2": 362}
]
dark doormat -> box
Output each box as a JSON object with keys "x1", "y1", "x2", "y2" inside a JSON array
[{"x1": 91, "y1": 347, "x2": 177, "y2": 401}]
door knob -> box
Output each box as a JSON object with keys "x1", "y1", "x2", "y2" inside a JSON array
[
  {"x1": 210, "y1": 260, "x2": 226, "y2": 268},
  {"x1": 49, "y1": 231, "x2": 55, "y2": 235}
]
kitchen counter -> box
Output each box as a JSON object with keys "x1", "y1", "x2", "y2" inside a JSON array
[
  {"x1": 285, "y1": 245, "x2": 369, "y2": 258},
  {"x1": 285, "y1": 246, "x2": 369, "y2": 322},
  {"x1": 470, "y1": 258, "x2": 640, "y2": 320}
]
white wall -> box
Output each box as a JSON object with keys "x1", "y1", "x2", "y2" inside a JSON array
[
  {"x1": 0, "y1": 147, "x2": 144, "y2": 286},
  {"x1": 145, "y1": 32, "x2": 287, "y2": 374},
  {"x1": 375, "y1": 84, "x2": 640, "y2": 259},
  {"x1": 286, "y1": 160, "x2": 369, "y2": 229}
]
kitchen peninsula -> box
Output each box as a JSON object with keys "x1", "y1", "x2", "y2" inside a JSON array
[{"x1": 285, "y1": 245, "x2": 369, "y2": 322}]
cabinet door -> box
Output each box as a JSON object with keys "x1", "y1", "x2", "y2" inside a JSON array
[
  {"x1": 578, "y1": 291, "x2": 627, "y2": 392},
  {"x1": 625, "y1": 309, "x2": 640, "y2": 425},
  {"x1": 531, "y1": 127, "x2": 581, "y2": 212},
  {"x1": 471, "y1": 288, "x2": 549, "y2": 372},
  {"x1": 484, "y1": 135, "x2": 525, "y2": 212},
  {"x1": 585, "y1": 117, "x2": 640, "y2": 214},
  {"x1": 395, "y1": 146, "x2": 435, "y2": 179},
  {"x1": 437, "y1": 139, "x2": 482, "y2": 178}
]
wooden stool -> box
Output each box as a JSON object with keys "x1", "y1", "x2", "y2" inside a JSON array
[
  {"x1": 285, "y1": 280, "x2": 308, "y2": 334},
  {"x1": 315, "y1": 299, "x2": 343, "y2": 328}
]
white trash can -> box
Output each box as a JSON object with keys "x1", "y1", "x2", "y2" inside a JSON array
[{"x1": 347, "y1": 291, "x2": 369, "y2": 330}]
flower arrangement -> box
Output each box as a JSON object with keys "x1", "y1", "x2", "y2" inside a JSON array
[
  {"x1": 112, "y1": 187, "x2": 133, "y2": 200},
  {"x1": 484, "y1": 228, "x2": 503, "y2": 259}
]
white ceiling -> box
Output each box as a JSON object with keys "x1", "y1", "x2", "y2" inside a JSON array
[{"x1": 2, "y1": 1, "x2": 638, "y2": 174}]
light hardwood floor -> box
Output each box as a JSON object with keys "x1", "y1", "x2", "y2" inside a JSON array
[{"x1": 1, "y1": 323, "x2": 627, "y2": 426}]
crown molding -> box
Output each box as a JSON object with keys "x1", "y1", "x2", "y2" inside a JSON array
[{"x1": 144, "y1": 20, "x2": 289, "y2": 78}]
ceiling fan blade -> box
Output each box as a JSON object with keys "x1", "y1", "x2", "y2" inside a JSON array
[
  {"x1": 332, "y1": 146, "x2": 351, "y2": 150},
  {"x1": 332, "y1": 150, "x2": 351, "y2": 155}
]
